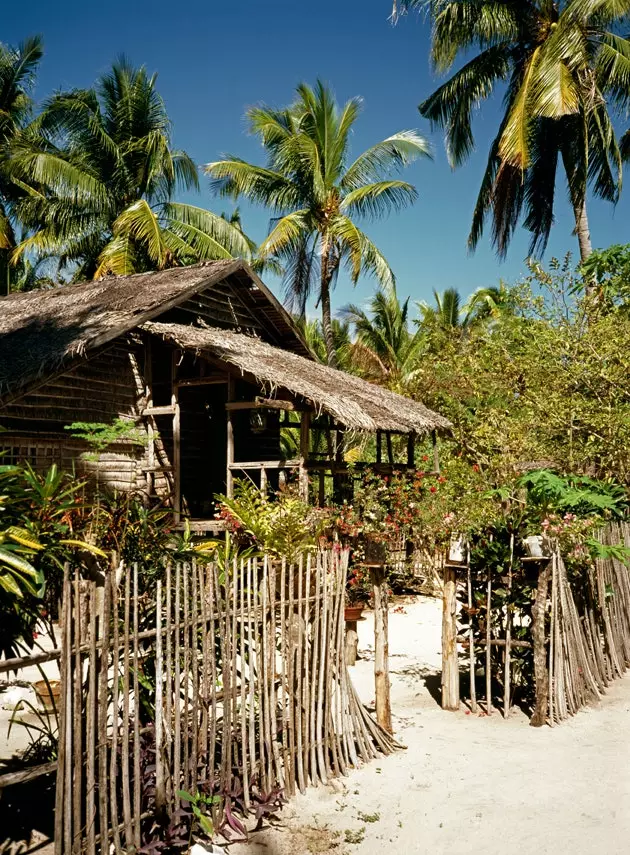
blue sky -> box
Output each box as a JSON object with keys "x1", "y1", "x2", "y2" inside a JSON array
[{"x1": 5, "y1": 0, "x2": 630, "y2": 315}]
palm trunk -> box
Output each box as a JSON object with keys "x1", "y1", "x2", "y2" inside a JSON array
[
  {"x1": 321, "y1": 274, "x2": 337, "y2": 368},
  {"x1": 573, "y1": 196, "x2": 595, "y2": 297},
  {"x1": 320, "y1": 233, "x2": 338, "y2": 368},
  {"x1": 573, "y1": 196, "x2": 592, "y2": 264}
]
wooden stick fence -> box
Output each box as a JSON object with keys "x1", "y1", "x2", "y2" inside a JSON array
[
  {"x1": 444, "y1": 522, "x2": 630, "y2": 725},
  {"x1": 53, "y1": 549, "x2": 397, "y2": 854}
]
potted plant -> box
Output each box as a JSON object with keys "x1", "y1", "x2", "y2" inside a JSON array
[{"x1": 345, "y1": 566, "x2": 370, "y2": 622}]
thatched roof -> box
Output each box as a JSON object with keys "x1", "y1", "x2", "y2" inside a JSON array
[
  {"x1": 144, "y1": 321, "x2": 451, "y2": 434},
  {"x1": 0, "y1": 260, "x2": 309, "y2": 401}
]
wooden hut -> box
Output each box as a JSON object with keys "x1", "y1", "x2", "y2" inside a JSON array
[{"x1": 0, "y1": 260, "x2": 450, "y2": 529}]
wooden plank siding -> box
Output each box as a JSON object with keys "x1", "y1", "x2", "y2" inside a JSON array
[{"x1": 0, "y1": 339, "x2": 157, "y2": 495}]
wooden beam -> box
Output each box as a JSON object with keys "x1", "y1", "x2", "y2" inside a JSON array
[
  {"x1": 228, "y1": 459, "x2": 300, "y2": 471},
  {"x1": 376, "y1": 430, "x2": 382, "y2": 464},
  {"x1": 175, "y1": 377, "x2": 227, "y2": 388},
  {"x1": 142, "y1": 405, "x2": 176, "y2": 416},
  {"x1": 225, "y1": 398, "x2": 307, "y2": 412}
]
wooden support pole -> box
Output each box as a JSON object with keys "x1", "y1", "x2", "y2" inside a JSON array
[
  {"x1": 530, "y1": 557, "x2": 552, "y2": 727},
  {"x1": 226, "y1": 375, "x2": 235, "y2": 499},
  {"x1": 172, "y1": 351, "x2": 181, "y2": 522},
  {"x1": 371, "y1": 567, "x2": 392, "y2": 733},
  {"x1": 441, "y1": 566, "x2": 460, "y2": 711},
  {"x1": 299, "y1": 411, "x2": 311, "y2": 502},
  {"x1": 432, "y1": 430, "x2": 440, "y2": 474},
  {"x1": 386, "y1": 432, "x2": 394, "y2": 465},
  {"x1": 406, "y1": 433, "x2": 415, "y2": 468},
  {"x1": 376, "y1": 431, "x2": 382, "y2": 464}
]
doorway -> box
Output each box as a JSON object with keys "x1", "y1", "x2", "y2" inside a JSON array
[{"x1": 178, "y1": 383, "x2": 227, "y2": 519}]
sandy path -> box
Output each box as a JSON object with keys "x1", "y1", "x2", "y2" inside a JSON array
[{"x1": 232, "y1": 597, "x2": 630, "y2": 855}]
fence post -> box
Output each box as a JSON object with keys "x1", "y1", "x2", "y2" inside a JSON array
[
  {"x1": 371, "y1": 567, "x2": 392, "y2": 733},
  {"x1": 441, "y1": 566, "x2": 460, "y2": 711},
  {"x1": 530, "y1": 553, "x2": 552, "y2": 727}
]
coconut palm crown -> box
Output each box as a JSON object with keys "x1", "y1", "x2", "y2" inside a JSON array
[
  {"x1": 0, "y1": 35, "x2": 43, "y2": 291},
  {"x1": 341, "y1": 285, "x2": 426, "y2": 391},
  {"x1": 206, "y1": 80, "x2": 430, "y2": 366},
  {"x1": 10, "y1": 59, "x2": 254, "y2": 280},
  {"x1": 396, "y1": 0, "x2": 630, "y2": 262}
]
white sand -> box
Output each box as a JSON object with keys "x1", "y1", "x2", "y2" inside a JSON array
[{"x1": 232, "y1": 596, "x2": 630, "y2": 855}]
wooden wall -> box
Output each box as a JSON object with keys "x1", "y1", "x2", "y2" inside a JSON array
[{"x1": 0, "y1": 338, "x2": 158, "y2": 496}]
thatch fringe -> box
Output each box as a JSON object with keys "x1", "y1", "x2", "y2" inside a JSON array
[{"x1": 143, "y1": 321, "x2": 451, "y2": 434}]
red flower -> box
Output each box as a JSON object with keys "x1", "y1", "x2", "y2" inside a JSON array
[{"x1": 430, "y1": 486, "x2": 437, "y2": 493}]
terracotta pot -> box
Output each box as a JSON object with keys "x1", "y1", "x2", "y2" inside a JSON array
[
  {"x1": 34, "y1": 679, "x2": 61, "y2": 713},
  {"x1": 344, "y1": 605, "x2": 365, "y2": 622}
]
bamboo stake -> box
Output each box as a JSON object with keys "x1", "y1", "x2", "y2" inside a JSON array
[
  {"x1": 209, "y1": 563, "x2": 219, "y2": 790},
  {"x1": 246, "y1": 559, "x2": 257, "y2": 787},
  {"x1": 295, "y1": 553, "x2": 306, "y2": 793},
  {"x1": 191, "y1": 562, "x2": 199, "y2": 791},
  {"x1": 64, "y1": 572, "x2": 73, "y2": 855},
  {"x1": 53, "y1": 567, "x2": 70, "y2": 855},
  {"x1": 239, "y1": 557, "x2": 250, "y2": 810},
  {"x1": 279, "y1": 557, "x2": 291, "y2": 793},
  {"x1": 132, "y1": 565, "x2": 141, "y2": 849},
  {"x1": 199, "y1": 564, "x2": 210, "y2": 780},
  {"x1": 548, "y1": 552, "x2": 556, "y2": 727},
  {"x1": 182, "y1": 565, "x2": 190, "y2": 792},
  {"x1": 230, "y1": 557, "x2": 239, "y2": 780},
  {"x1": 173, "y1": 563, "x2": 182, "y2": 798},
  {"x1": 72, "y1": 570, "x2": 83, "y2": 855},
  {"x1": 98, "y1": 574, "x2": 112, "y2": 852},
  {"x1": 486, "y1": 574, "x2": 492, "y2": 715},
  {"x1": 109, "y1": 570, "x2": 122, "y2": 853},
  {"x1": 165, "y1": 564, "x2": 173, "y2": 800},
  {"x1": 315, "y1": 553, "x2": 328, "y2": 783},
  {"x1": 85, "y1": 582, "x2": 97, "y2": 855},
  {"x1": 467, "y1": 562, "x2": 477, "y2": 713},
  {"x1": 310, "y1": 552, "x2": 322, "y2": 783},
  {"x1": 503, "y1": 534, "x2": 514, "y2": 719},
  {"x1": 302, "y1": 552, "x2": 313, "y2": 784},
  {"x1": 252, "y1": 558, "x2": 266, "y2": 790},
  {"x1": 155, "y1": 579, "x2": 166, "y2": 814}
]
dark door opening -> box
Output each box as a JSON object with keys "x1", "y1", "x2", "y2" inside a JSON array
[{"x1": 179, "y1": 383, "x2": 227, "y2": 519}]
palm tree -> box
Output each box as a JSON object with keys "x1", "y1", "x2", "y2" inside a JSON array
[
  {"x1": 10, "y1": 59, "x2": 253, "y2": 279},
  {"x1": 341, "y1": 285, "x2": 425, "y2": 391},
  {"x1": 463, "y1": 282, "x2": 514, "y2": 322},
  {"x1": 394, "y1": 1, "x2": 630, "y2": 262},
  {"x1": 417, "y1": 287, "x2": 469, "y2": 330},
  {"x1": 0, "y1": 35, "x2": 43, "y2": 293},
  {"x1": 206, "y1": 81, "x2": 430, "y2": 366}
]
